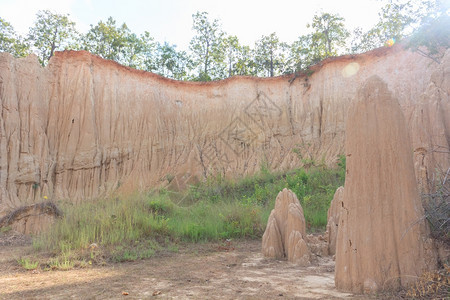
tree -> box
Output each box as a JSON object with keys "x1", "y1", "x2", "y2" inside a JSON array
[
  {"x1": 286, "y1": 34, "x2": 315, "y2": 72},
  {"x1": 233, "y1": 45, "x2": 257, "y2": 76},
  {"x1": 348, "y1": 27, "x2": 380, "y2": 54},
  {"x1": 27, "y1": 10, "x2": 78, "y2": 65},
  {"x1": 189, "y1": 11, "x2": 225, "y2": 81},
  {"x1": 82, "y1": 17, "x2": 129, "y2": 63},
  {"x1": 370, "y1": 0, "x2": 416, "y2": 47},
  {"x1": 122, "y1": 31, "x2": 156, "y2": 70},
  {"x1": 407, "y1": 0, "x2": 450, "y2": 63},
  {"x1": 375, "y1": 0, "x2": 441, "y2": 43},
  {"x1": 154, "y1": 42, "x2": 191, "y2": 80},
  {"x1": 254, "y1": 32, "x2": 287, "y2": 77},
  {"x1": 0, "y1": 17, "x2": 29, "y2": 57},
  {"x1": 83, "y1": 18, "x2": 157, "y2": 70},
  {"x1": 350, "y1": 0, "x2": 447, "y2": 54},
  {"x1": 307, "y1": 12, "x2": 349, "y2": 60},
  {"x1": 222, "y1": 35, "x2": 256, "y2": 77},
  {"x1": 223, "y1": 35, "x2": 239, "y2": 77}
]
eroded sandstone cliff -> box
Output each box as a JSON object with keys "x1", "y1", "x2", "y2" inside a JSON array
[{"x1": 0, "y1": 46, "x2": 449, "y2": 214}]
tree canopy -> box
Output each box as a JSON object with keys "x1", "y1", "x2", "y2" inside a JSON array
[
  {"x1": 254, "y1": 32, "x2": 287, "y2": 77},
  {"x1": 307, "y1": 12, "x2": 349, "y2": 60},
  {"x1": 0, "y1": 17, "x2": 29, "y2": 57},
  {"x1": 189, "y1": 11, "x2": 226, "y2": 81},
  {"x1": 27, "y1": 10, "x2": 78, "y2": 65}
]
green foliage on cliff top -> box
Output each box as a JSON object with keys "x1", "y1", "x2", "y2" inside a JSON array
[{"x1": 2, "y1": 1, "x2": 446, "y2": 78}]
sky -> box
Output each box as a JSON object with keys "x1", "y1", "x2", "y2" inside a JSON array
[{"x1": 0, "y1": 0, "x2": 387, "y2": 51}]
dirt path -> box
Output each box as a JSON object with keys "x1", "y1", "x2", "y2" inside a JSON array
[{"x1": 0, "y1": 237, "x2": 364, "y2": 299}]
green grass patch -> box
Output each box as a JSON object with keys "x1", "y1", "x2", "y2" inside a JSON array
[
  {"x1": 32, "y1": 156, "x2": 345, "y2": 267},
  {"x1": 180, "y1": 155, "x2": 345, "y2": 230},
  {"x1": 33, "y1": 193, "x2": 171, "y2": 254},
  {"x1": 168, "y1": 200, "x2": 264, "y2": 242}
]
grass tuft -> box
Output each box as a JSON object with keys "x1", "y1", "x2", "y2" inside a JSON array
[{"x1": 17, "y1": 258, "x2": 39, "y2": 270}]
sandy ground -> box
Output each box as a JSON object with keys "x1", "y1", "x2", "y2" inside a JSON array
[{"x1": 0, "y1": 232, "x2": 366, "y2": 300}]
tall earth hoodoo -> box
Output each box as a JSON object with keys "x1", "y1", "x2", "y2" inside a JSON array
[
  {"x1": 262, "y1": 188, "x2": 310, "y2": 265},
  {"x1": 335, "y1": 76, "x2": 437, "y2": 293}
]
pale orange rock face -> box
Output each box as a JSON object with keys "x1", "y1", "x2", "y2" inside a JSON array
[
  {"x1": 334, "y1": 76, "x2": 437, "y2": 293},
  {"x1": 262, "y1": 188, "x2": 310, "y2": 265},
  {"x1": 327, "y1": 186, "x2": 344, "y2": 256},
  {"x1": 0, "y1": 47, "x2": 448, "y2": 219}
]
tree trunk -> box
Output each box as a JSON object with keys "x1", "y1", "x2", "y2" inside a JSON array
[
  {"x1": 270, "y1": 54, "x2": 274, "y2": 77},
  {"x1": 204, "y1": 39, "x2": 210, "y2": 77},
  {"x1": 325, "y1": 29, "x2": 331, "y2": 57},
  {"x1": 49, "y1": 27, "x2": 58, "y2": 62}
]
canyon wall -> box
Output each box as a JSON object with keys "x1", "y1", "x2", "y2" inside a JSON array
[{"x1": 0, "y1": 46, "x2": 449, "y2": 214}]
